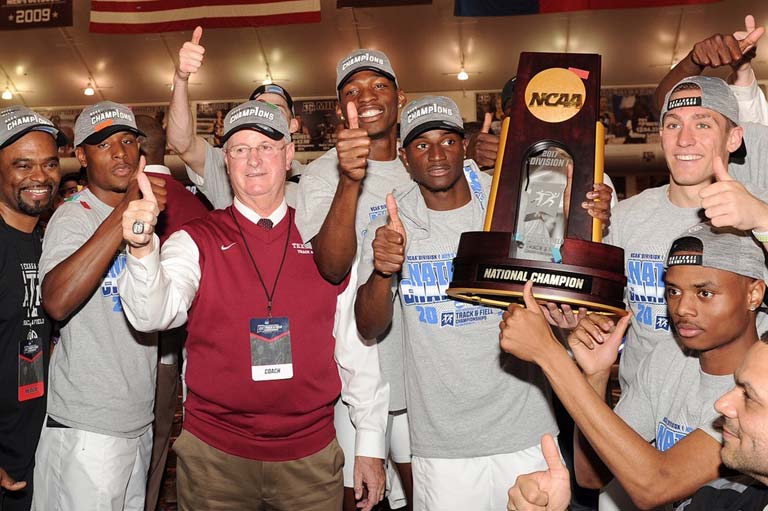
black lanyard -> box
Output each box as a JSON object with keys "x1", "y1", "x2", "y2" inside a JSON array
[{"x1": 230, "y1": 207, "x2": 292, "y2": 318}]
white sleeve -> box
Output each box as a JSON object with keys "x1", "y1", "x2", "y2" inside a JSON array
[
  {"x1": 333, "y1": 259, "x2": 389, "y2": 459},
  {"x1": 117, "y1": 230, "x2": 201, "y2": 332},
  {"x1": 731, "y1": 72, "x2": 768, "y2": 126}
]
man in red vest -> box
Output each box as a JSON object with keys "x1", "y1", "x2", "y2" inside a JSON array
[{"x1": 118, "y1": 101, "x2": 387, "y2": 511}]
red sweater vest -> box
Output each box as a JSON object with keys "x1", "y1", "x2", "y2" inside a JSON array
[{"x1": 181, "y1": 206, "x2": 344, "y2": 461}]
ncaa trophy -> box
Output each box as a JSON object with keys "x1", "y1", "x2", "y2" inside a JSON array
[{"x1": 447, "y1": 53, "x2": 626, "y2": 315}]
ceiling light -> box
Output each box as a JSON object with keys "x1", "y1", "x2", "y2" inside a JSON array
[
  {"x1": 1, "y1": 89, "x2": 11, "y2": 100},
  {"x1": 457, "y1": 68, "x2": 469, "y2": 81},
  {"x1": 262, "y1": 74, "x2": 273, "y2": 86},
  {"x1": 84, "y1": 83, "x2": 95, "y2": 96}
]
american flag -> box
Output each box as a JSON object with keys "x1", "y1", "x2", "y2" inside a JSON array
[{"x1": 90, "y1": 0, "x2": 321, "y2": 34}]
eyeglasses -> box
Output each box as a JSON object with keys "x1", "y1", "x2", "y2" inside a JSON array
[{"x1": 226, "y1": 142, "x2": 286, "y2": 160}]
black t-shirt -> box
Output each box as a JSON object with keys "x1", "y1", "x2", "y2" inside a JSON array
[
  {"x1": 680, "y1": 475, "x2": 768, "y2": 511},
  {"x1": 0, "y1": 219, "x2": 50, "y2": 478}
]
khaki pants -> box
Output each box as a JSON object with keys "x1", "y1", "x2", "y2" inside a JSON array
[{"x1": 174, "y1": 430, "x2": 344, "y2": 511}]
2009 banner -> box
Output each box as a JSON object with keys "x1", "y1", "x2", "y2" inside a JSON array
[{"x1": 0, "y1": 0, "x2": 72, "y2": 30}]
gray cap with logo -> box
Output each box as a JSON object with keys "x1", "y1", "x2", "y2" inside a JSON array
[
  {"x1": 74, "y1": 101, "x2": 145, "y2": 146},
  {"x1": 0, "y1": 106, "x2": 65, "y2": 150},
  {"x1": 400, "y1": 96, "x2": 464, "y2": 147},
  {"x1": 667, "y1": 223, "x2": 766, "y2": 281},
  {"x1": 661, "y1": 75, "x2": 739, "y2": 125},
  {"x1": 220, "y1": 100, "x2": 291, "y2": 145},
  {"x1": 336, "y1": 49, "x2": 398, "y2": 91}
]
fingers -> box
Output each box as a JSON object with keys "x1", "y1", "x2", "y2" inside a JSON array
[
  {"x1": 522, "y1": 280, "x2": 543, "y2": 315},
  {"x1": 177, "y1": 28, "x2": 205, "y2": 78},
  {"x1": 740, "y1": 24, "x2": 765, "y2": 52},
  {"x1": 541, "y1": 434, "x2": 566, "y2": 474},
  {"x1": 347, "y1": 102, "x2": 359, "y2": 130},
  {"x1": 191, "y1": 25, "x2": 203, "y2": 44},
  {"x1": 568, "y1": 314, "x2": 613, "y2": 350},
  {"x1": 372, "y1": 226, "x2": 405, "y2": 275},
  {"x1": 509, "y1": 475, "x2": 549, "y2": 509},
  {"x1": 584, "y1": 182, "x2": 612, "y2": 221},
  {"x1": 713, "y1": 155, "x2": 733, "y2": 182},
  {"x1": 336, "y1": 105, "x2": 369, "y2": 181},
  {"x1": 481, "y1": 112, "x2": 493, "y2": 134},
  {"x1": 473, "y1": 133, "x2": 500, "y2": 168},
  {"x1": 0, "y1": 469, "x2": 27, "y2": 492},
  {"x1": 136, "y1": 165, "x2": 157, "y2": 206},
  {"x1": 613, "y1": 312, "x2": 632, "y2": 340},
  {"x1": 542, "y1": 303, "x2": 586, "y2": 329},
  {"x1": 386, "y1": 193, "x2": 405, "y2": 237},
  {"x1": 744, "y1": 15, "x2": 756, "y2": 34}
]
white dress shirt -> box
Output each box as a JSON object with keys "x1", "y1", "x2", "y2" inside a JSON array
[{"x1": 117, "y1": 197, "x2": 388, "y2": 458}]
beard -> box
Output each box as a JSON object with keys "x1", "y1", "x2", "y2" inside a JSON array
[{"x1": 17, "y1": 185, "x2": 53, "y2": 216}]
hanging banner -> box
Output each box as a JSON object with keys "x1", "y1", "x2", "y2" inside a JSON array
[
  {"x1": 90, "y1": 0, "x2": 320, "y2": 34},
  {"x1": 455, "y1": 0, "x2": 720, "y2": 17},
  {"x1": 0, "y1": 0, "x2": 73, "y2": 30}
]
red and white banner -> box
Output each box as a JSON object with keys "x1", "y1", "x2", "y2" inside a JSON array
[{"x1": 90, "y1": 0, "x2": 321, "y2": 34}]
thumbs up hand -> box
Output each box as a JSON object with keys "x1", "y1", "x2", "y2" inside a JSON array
[
  {"x1": 371, "y1": 193, "x2": 406, "y2": 278},
  {"x1": 336, "y1": 101, "x2": 371, "y2": 182},
  {"x1": 499, "y1": 281, "x2": 562, "y2": 365},
  {"x1": 506, "y1": 434, "x2": 570, "y2": 511},
  {"x1": 700, "y1": 155, "x2": 768, "y2": 231},
  {"x1": 177, "y1": 26, "x2": 205, "y2": 80},
  {"x1": 466, "y1": 111, "x2": 500, "y2": 169},
  {"x1": 123, "y1": 157, "x2": 164, "y2": 253},
  {"x1": 567, "y1": 312, "x2": 631, "y2": 378}
]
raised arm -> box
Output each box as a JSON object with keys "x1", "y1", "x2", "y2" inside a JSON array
[
  {"x1": 499, "y1": 284, "x2": 723, "y2": 510},
  {"x1": 42, "y1": 160, "x2": 167, "y2": 321},
  {"x1": 653, "y1": 21, "x2": 764, "y2": 115},
  {"x1": 311, "y1": 102, "x2": 369, "y2": 283},
  {"x1": 355, "y1": 194, "x2": 405, "y2": 339},
  {"x1": 167, "y1": 26, "x2": 208, "y2": 176}
]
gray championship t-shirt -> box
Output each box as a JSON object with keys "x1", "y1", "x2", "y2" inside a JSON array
[
  {"x1": 39, "y1": 189, "x2": 157, "y2": 438},
  {"x1": 605, "y1": 339, "x2": 737, "y2": 511},
  {"x1": 614, "y1": 339, "x2": 731, "y2": 446},
  {"x1": 297, "y1": 148, "x2": 413, "y2": 411},
  {"x1": 360, "y1": 173, "x2": 558, "y2": 458},
  {"x1": 605, "y1": 185, "x2": 768, "y2": 389}
]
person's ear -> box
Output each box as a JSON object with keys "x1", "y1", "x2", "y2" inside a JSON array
[
  {"x1": 726, "y1": 126, "x2": 744, "y2": 154},
  {"x1": 75, "y1": 146, "x2": 88, "y2": 168},
  {"x1": 748, "y1": 278, "x2": 766, "y2": 311},
  {"x1": 285, "y1": 142, "x2": 296, "y2": 171}
]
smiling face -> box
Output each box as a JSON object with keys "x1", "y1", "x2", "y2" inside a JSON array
[
  {"x1": 224, "y1": 128, "x2": 294, "y2": 209},
  {"x1": 715, "y1": 341, "x2": 768, "y2": 485},
  {"x1": 338, "y1": 70, "x2": 404, "y2": 139},
  {"x1": 660, "y1": 88, "x2": 742, "y2": 192},
  {"x1": 400, "y1": 129, "x2": 469, "y2": 210},
  {"x1": 0, "y1": 131, "x2": 60, "y2": 222},
  {"x1": 76, "y1": 130, "x2": 140, "y2": 206}
]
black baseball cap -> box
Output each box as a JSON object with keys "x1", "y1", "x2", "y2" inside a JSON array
[{"x1": 249, "y1": 84, "x2": 294, "y2": 117}]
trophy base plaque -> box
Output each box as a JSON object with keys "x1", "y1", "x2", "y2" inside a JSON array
[{"x1": 447, "y1": 232, "x2": 627, "y2": 315}]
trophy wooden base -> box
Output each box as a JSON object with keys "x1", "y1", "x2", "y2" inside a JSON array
[{"x1": 447, "y1": 232, "x2": 627, "y2": 316}]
